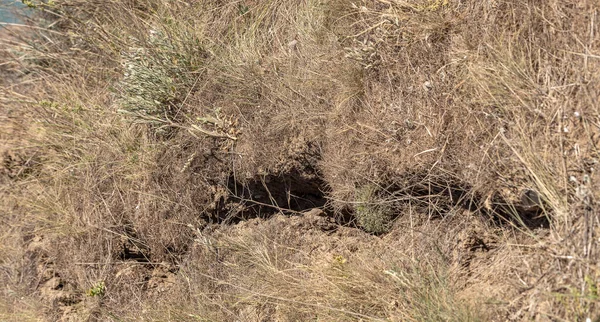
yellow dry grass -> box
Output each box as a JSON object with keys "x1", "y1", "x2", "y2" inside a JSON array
[{"x1": 1, "y1": 0, "x2": 600, "y2": 321}]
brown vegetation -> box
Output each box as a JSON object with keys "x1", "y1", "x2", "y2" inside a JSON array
[{"x1": 1, "y1": 0, "x2": 600, "y2": 320}]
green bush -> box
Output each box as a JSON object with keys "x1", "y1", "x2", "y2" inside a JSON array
[
  {"x1": 117, "y1": 28, "x2": 198, "y2": 118},
  {"x1": 354, "y1": 184, "x2": 393, "y2": 234}
]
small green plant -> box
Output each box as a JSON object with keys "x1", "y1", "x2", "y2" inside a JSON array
[
  {"x1": 86, "y1": 281, "x2": 105, "y2": 297},
  {"x1": 333, "y1": 254, "x2": 347, "y2": 265},
  {"x1": 20, "y1": 0, "x2": 54, "y2": 9},
  {"x1": 353, "y1": 184, "x2": 393, "y2": 234},
  {"x1": 21, "y1": 0, "x2": 37, "y2": 9},
  {"x1": 238, "y1": 3, "x2": 249, "y2": 16},
  {"x1": 585, "y1": 275, "x2": 599, "y2": 300},
  {"x1": 551, "y1": 276, "x2": 599, "y2": 319}
]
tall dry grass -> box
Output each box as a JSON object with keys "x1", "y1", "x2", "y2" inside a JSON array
[{"x1": 1, "y1": 0, "x2": 600, "y2": 320}]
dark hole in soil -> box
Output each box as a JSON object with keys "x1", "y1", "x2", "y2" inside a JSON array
[
  {"x1": 119, "y1": 245, "x2": 148, "y2": 262},
  {"x1": 484, "y1": 201, "x2": 550, "y2": 229},
  {"x1": 214, "y1": 168, "x2": 549, "y2": 231},
  {"x1": 385, "y1": 174, "x2": 550, "y2": 230},
  {"x1": 117, "y1": 224, "x2": 152, "y2": 262},
  {"x1": 217, "y1": 169, "x2": 329, "y2": 224}
]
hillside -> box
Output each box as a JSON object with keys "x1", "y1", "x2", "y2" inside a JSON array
[{"x1": 1, "y1": 0, "x2": 600, "y2": 321}]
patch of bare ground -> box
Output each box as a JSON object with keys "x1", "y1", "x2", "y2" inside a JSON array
[{"x1": 2, "y1": 0, "x2": 600, "y2": 321}]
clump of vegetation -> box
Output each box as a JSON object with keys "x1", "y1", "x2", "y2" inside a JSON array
[
  {"x1": 354, "y1": 184, "x2": 393, "y2": 234},
  {"x1": 117, "y1": 27, "x2": 200, "y2": 118},
  {"x1": 86, "y1": 281, "x2": 105, "y2": 297}
]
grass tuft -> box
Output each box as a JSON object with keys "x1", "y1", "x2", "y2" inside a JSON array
[{"x1": 354, "y1": 184, "x2": 394, "y2": 234}]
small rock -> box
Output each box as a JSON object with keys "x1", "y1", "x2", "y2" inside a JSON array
[
  {"x1": 303, "y1": 208, "x2": 325, "y2": 217},
  {"x1": 520, "y1": 189, "x2": 542, "y2": 211},
  {"x1": 423, "y1": 81, "x2": 433, "y2": 91},
  {"x1": 288, "y1": 40, "x2": 298, "y2": 50}
]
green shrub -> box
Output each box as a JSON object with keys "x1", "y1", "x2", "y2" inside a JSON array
[
  {"x1": 117, "y1": 27, "x2": 199, "y2": 118},
  {"x1": 354, "y1": 184, "x2": 393, "y2": 234}
]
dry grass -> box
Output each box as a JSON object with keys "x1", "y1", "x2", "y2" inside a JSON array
[{"x1": 1, "y1": 0, "x2": 600, "y2": 321}]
